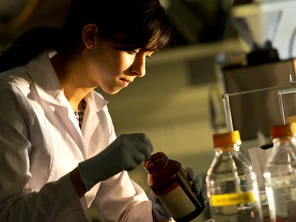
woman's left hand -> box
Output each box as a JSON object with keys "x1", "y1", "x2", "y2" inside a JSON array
[
  {"x1": 186, "y1": 167, "x2": 208, "y2": 205},
  {"x1": 150, "y1": 167, "x2": 208, "y2": 222}
]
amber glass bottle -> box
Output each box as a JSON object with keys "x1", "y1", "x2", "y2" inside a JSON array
[{"x1": 144, "y1": 152, "x2": 205, "y2": 222}]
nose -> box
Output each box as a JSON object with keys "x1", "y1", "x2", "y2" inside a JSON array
[{"x1": 130, "y1": 53, "x2": 146, "y2": 77}]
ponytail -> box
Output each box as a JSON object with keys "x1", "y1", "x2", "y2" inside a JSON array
[{"x1": 0, "y1": 27, "x2": 62, "y2": 73}]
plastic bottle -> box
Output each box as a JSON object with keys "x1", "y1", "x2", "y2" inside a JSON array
[
  {"x1": 144, "y1": 152, "x2": 205, "y2": 222},
  {"x1": 263, "y1": 123, "x2": 296, "y2": 222},
  {"x1": 206, "y1": 130, "x2": 263, "y2": 222}
]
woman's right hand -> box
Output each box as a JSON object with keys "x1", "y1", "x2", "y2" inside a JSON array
[{"x1": 77, "y1": 133, "x2": 153, "y2": 191}]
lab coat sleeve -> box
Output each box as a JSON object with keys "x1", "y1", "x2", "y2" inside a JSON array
[
  {"x1": 0, "y1": 86, "x2": 89, "y2": 222},
  {"x1": 92, "y1": 108, "x2": 154, "y2": 222},
  {"x1": 93, "y1": 172, "x2": 153, "y2": 222}
]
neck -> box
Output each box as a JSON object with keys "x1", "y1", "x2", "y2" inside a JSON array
[{"x1": 51, "y1": 50, "x2": 94, "y2": 111}]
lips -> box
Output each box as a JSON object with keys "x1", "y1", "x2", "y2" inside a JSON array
[
  {"x1": 119, "y1": 78, "x2": 131, "y2": 87},
  {"x1": 120, "y1": 78, "x2": 132, "y2": 83}
]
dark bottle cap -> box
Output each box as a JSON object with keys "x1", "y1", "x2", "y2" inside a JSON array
[{"x1": 144, "y1": 152, "x2": 168, "y2": 173}]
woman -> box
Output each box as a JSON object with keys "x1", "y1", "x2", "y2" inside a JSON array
[{"x1": 0, "y1": 0, "x2": 207, "y2": 221}]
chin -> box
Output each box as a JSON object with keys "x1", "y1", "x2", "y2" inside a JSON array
[{"x1": 103, "y1": 87, "x2": 122, "y2": 95}]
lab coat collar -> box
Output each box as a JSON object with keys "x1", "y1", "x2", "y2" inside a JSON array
[
  {"x1": 85, "y1": 90, "x2": 109, "y2": 113},
  {"x1": 26, "y1": 51, "x2": 109, "y2": 112},
  {"x1": 82, "y1": 91, "x2": 109, "y2": 145},
  {"x1": 26, "y1": 51, "x2": 68, "y2": 107}
]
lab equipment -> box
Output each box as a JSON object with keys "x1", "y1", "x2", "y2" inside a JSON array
[
  {"x1": 264, "y1": 123, "x2": 296, "y2": 221},
  {"x1": 206, "y1": 130, "x2": 263, "y2": 222}
]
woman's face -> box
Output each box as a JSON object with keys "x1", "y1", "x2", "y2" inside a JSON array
[{"x1": 79, "y1": 38, "x2": 154, "y2": 95}]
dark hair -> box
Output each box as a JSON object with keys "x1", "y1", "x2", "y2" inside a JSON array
[{"x1": 0, "y1": 0, "x2": 172, "y2": 73}]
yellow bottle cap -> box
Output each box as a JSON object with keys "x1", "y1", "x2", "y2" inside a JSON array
[
  {"x1": 213, "y1": 130, "x2": 242, "y2": 148},
  {"x1": 270, "y1": 122, "x2": 296, "y2": 139}
]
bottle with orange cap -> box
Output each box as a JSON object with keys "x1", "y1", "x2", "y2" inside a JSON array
[
  {"x1": 263, "y1": 122, "x2": 296, "y2": 222},
  {"x1": 206, "y1": 130, "x2": 263, "y2": 222}
]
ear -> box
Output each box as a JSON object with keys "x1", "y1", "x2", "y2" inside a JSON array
[{"x1": 82, "y1": 24, "x2": 98, "y2": 49}]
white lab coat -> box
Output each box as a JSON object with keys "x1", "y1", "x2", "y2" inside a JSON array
[{"x1": 0, "y1": 51, "x2": 153, "y2": 222}]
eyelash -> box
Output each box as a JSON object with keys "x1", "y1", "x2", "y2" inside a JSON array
[{"x1": 127, "y1": 50, "x2": 152, "y2": 59}]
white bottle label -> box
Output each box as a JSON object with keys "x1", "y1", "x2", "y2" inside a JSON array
[{"x1": 156, "y1": 182, "x2": 196, "y2": 219}]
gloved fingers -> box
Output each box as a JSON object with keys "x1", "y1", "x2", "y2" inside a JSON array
[
  {"x1": 185, "y1": 167, "x2": 205, "y2": 190},
  {"x1": 128, "y1": 134, "x2": 153, "y2": 160},
  {"x1": 123, "y1": 159, "x2": 140, "y2": 171},
  {"x1": 194, "y1": 175, "x2": 208, "y2": 203},
  {"x1": 78, "y1": 133, "x2": 153, "y2": 189},
  {"x1": 193, "y1": 175, "x2": 203, "y2": 193},
  {"x1": 150, "y1": 192, "x2": 172, "y2": 221},
  {"x1": 185, "y1": 166, "x2": 195, "y2": 181},
  {"x1": 201, "y1": 185, "x2": 208, "y2": 202},
  {"x1": 133, "y1": 133, "x2": 154, "y2": 153},
  {"x1": 185, "y1": 167, "x2": 208, "y2": 202},
  {"x1": 121, "y1": 149, "x2": 147, "y2": 171},
  {"x1": 136, "y1": 141, "x2": 153, "y2": 161},
  {"x1": 149, "y1": 191, "x2": 158, "y2": 202},
  {"x1": 185, "y1": 167, "x2": 203, "y2": 192}
]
